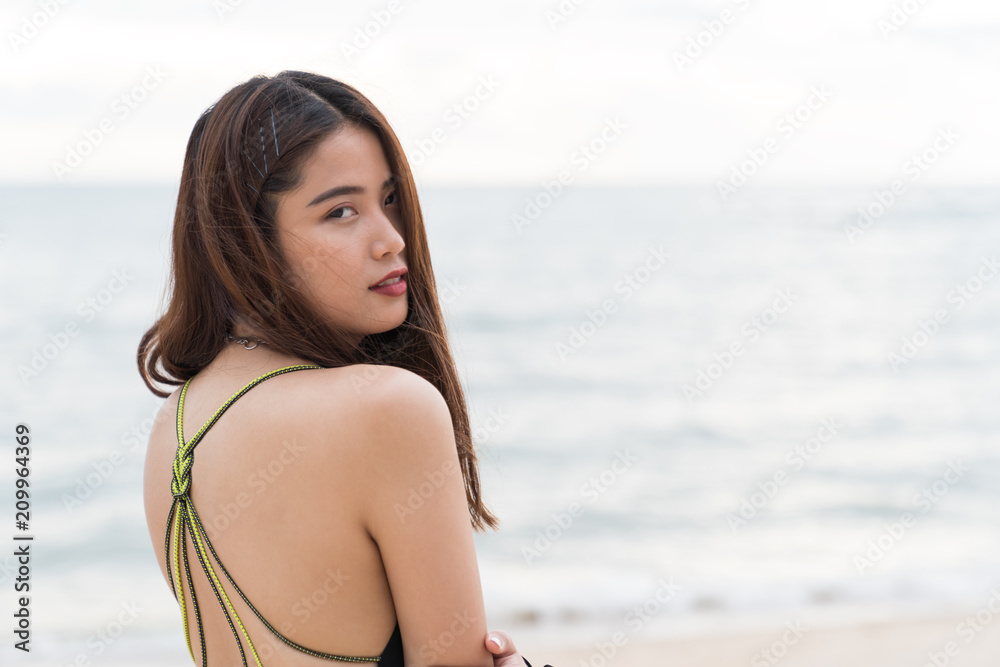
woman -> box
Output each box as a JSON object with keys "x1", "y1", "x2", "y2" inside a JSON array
[{"x1": 137, "y1": 71, "x2": 546, "y2": 666}]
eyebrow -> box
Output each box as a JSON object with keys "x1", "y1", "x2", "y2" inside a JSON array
[{"x1": 306, "y1": 175, "x2": 397, "y2": 207}]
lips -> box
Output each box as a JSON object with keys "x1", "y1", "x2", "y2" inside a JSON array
[{"x1": 370, "y1": 267, "x2": 408, "y2": 288}]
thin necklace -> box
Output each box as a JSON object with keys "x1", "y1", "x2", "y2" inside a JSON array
[{"x1": 225, "y1": 333, "x2": 269, "y2": 350}]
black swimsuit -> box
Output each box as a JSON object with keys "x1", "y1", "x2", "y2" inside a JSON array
[{"x1": 164, "y1": 364, "x2": 404, "y2": 666}]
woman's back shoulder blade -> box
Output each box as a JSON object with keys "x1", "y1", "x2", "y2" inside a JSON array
[
  {"x1": 289, "y1": 364, "x2": 455, "y2": 501},
  {"x1": 296, "y1": 363, "x2": 449, "y2": 438},
  {"x1": 290, "y1": 365, "x2": 490, "y2": 664}
]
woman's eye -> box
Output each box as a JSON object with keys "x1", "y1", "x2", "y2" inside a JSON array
[
  {"x1": 326, "y1": 194, "x2": 395, "y2": 220},
  {"x1": 327, "y1": 205, "x2": 356, "y2": 220}
]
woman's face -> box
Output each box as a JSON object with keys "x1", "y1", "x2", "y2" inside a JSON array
[{"x1": 274, "y1": 124, "x2": 408, "y2": 345}]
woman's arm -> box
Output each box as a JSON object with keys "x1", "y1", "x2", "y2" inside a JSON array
[{"x1": 354, "y1": 366, "x2": 493, "y2": 667}]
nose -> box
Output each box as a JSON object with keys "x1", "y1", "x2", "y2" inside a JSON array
[{"x1": 370, "y1": 207, "x2": 405, "y2": 259}]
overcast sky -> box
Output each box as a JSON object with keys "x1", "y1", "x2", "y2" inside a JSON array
[{"x1": 2, "y1": 0, "x2": 998, "y2": 185}]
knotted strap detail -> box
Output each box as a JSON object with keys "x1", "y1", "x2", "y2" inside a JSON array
[
  {"x1": 163, "y1": 364, "x2": 385, "y2": 666},
  {"x1": 170, "y1": 364, "x2": 321, "y2": 499}
]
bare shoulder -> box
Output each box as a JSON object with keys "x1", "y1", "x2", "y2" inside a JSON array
[
  {"x1": 293, "y1": 363, "x2": 451, "y2": 441},
  {"x1": 339, "y1": 363, "x2": 446, "y2": 408},
  {"x1": 278, "y1": 364, "x2": 490, "y2": 664},
  {"x1": 349, "y1": 364, "x2": 455, "y2": 464},
  {"x1": 286, "y1": 363, "x2": 456, "y2": 483},
  {"x1": 317, "y1": 366, "x2": 489, "y2": 664}
]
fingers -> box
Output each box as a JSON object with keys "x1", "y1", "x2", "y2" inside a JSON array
[{"x1": 485, "y1": 628, "x2": 517, "y2": 657}]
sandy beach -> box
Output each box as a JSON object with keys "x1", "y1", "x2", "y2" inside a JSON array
[{"x1": 515, "y1": 612, "x2": 1000, "y2": 667}]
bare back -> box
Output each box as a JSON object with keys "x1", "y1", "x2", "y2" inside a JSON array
[{"x1": 144, "y1": 352, "x2": 399, "y2": 664}]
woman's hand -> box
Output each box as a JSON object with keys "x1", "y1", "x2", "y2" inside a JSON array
[{"x1": 484, "y1": 629, "x2": 526, "y2": 667}]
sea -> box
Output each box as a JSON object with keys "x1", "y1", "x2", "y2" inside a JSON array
[{"x1": 0, "y1": 183, "x2": 998, "y2": 663}]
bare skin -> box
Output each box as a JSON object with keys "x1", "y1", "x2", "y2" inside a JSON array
[
  {"x1": 484, "y1": 631, "x2": 528, "y2": 666},
  {"x1": 143, "y1": 124, "x2": 526, "y2": 666}
]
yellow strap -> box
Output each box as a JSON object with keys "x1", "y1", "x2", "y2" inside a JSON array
[
  {"x1": 166, "y1": 363, "x2": 326, "y2": 666},
  {"x1": 170, "y1": 506, "x2": 195, "y2": 663},
  {"x1": 187, "y1": 499, "x2": 265, "y2": 667}
]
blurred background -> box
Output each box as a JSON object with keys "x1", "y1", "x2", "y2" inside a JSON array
[{"x1": 1, "y1": 1, "x2": 998, "y2": 665}]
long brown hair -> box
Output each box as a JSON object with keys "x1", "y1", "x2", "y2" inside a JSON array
[{"x1": 137, "y1": 70, "x2": 498, "y2": 532}]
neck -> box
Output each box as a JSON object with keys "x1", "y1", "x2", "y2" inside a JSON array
[
  {"x1": 231, "y1": 320, "x2": 266, "y2": 342},
  {"x1": 228, "y1": 319, "x2": 367, "y2": 358},
  {"x1": 221, "y1": 322, "x2": 310, "y2": 369}
]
